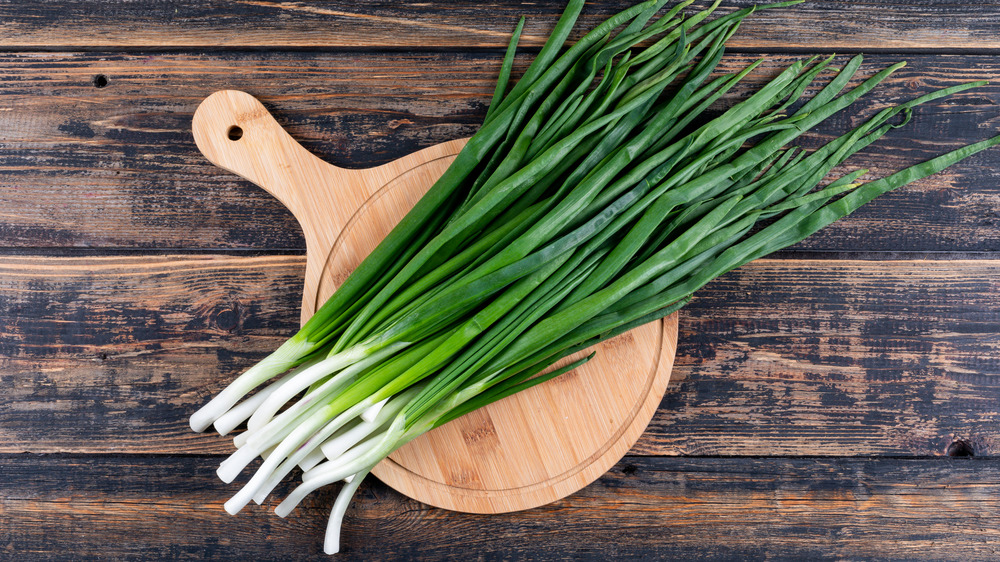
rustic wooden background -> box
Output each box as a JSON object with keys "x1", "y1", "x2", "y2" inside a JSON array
[{"x1": 3, "y1": 1, "x2": 1000, "y2": 559}]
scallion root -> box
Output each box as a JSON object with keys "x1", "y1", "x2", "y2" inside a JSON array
[{"x1": 190, "y1": 0, "x2": 1000, "y2": 553}]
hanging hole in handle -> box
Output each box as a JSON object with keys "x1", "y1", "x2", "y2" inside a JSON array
[{"x1": 227, "y1": 125, "x2": 243, "y2": 141}]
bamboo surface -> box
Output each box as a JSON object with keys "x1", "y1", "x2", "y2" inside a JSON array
[{"x1": 192, "y1": 89, "x2": 678, "y2": 513}]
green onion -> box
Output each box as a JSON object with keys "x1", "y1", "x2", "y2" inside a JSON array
[{"x1": 190, "y1": 0, "x2": 1000, "y2": 554}]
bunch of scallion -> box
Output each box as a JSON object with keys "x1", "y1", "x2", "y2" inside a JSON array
[{"x1": 190, "y1": 0, "x2": 1000, "y2": 554}]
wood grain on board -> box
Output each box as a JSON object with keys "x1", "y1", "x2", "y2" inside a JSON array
[
  {"x1": 3, "y1": 454, "x2": 999, "y2": 561},
  {"x1": 189, "y1": 88, "x2": 677, "y2": 512},
  {"x1": 1, "y1": 1, "x2": 999, "y2": 51},
  {"x1": 1, "y1": 255, "x2": 996, "y2": 457},
  {"x1": 2, "y1": 53, "x2": 1000, "y2": 251}
]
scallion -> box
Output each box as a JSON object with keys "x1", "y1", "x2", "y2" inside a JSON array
[{"x1": 190, "y1": 0, "x2": 1000, "y2": 554}]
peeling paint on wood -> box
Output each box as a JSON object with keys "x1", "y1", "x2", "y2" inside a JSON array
[
  {"x1": 3, "y1": 455, "x2": 1000, "y2": 560},
  {"x1": 1, "y1": 256, "x2": 997, "y2": 457},
  {"x1": 2, "y1": 53, "x2": 1000, "y2": 250},
  {"x1": 1, "y1": 1, "x2": 999, "y2": 51}
]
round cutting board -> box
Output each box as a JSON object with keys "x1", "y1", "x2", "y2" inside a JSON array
[{"x1": 192, "y1": 90, "x2": 679, "y2": 514}]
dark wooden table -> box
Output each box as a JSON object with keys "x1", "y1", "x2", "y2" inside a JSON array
[{"x1": 3, "y1": 1, "x2": 1000, "y2": 559}]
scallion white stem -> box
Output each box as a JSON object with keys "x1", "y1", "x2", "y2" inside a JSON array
[{"x1": 190, "y1": 0, "x2": 1000, "y2": 553}]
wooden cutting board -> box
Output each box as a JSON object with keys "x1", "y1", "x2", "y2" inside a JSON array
[{"x1": 192, "y1": 90, "x2": 679, "y2": 514}]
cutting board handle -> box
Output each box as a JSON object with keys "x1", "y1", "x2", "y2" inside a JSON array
[
  {"x1": 192, "y1": 90, "x2": 345, "y2": 226},
  {"x1": 192, "y1": 91, "x2": 678, "y2": 513},
  {"x1": 191, "y1": 89, "x2": 464, "y2": 321}
]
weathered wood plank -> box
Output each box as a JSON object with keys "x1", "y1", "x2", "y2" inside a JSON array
[
  {"x1": 0, "y1": 50, "x2": 493, "y2": 250},
  {"x1": 0, "y1": 255, "x2": 302, "y2": 453},
  {"x1": 637, "y1": 258, "x2": 1000, "y2": 457},
  {"x1": 1, "y1": 1, "x2": 999, "y2": 51},
  {"x1": 2, "y1": 52, "x2": 1000, "y2": 252},
  {"x1": 1, "y1": 255, "x2": 998, "y2": 456},
  {"x1": 3, "y1": 454, "x2": 999, "y2": 560}
]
